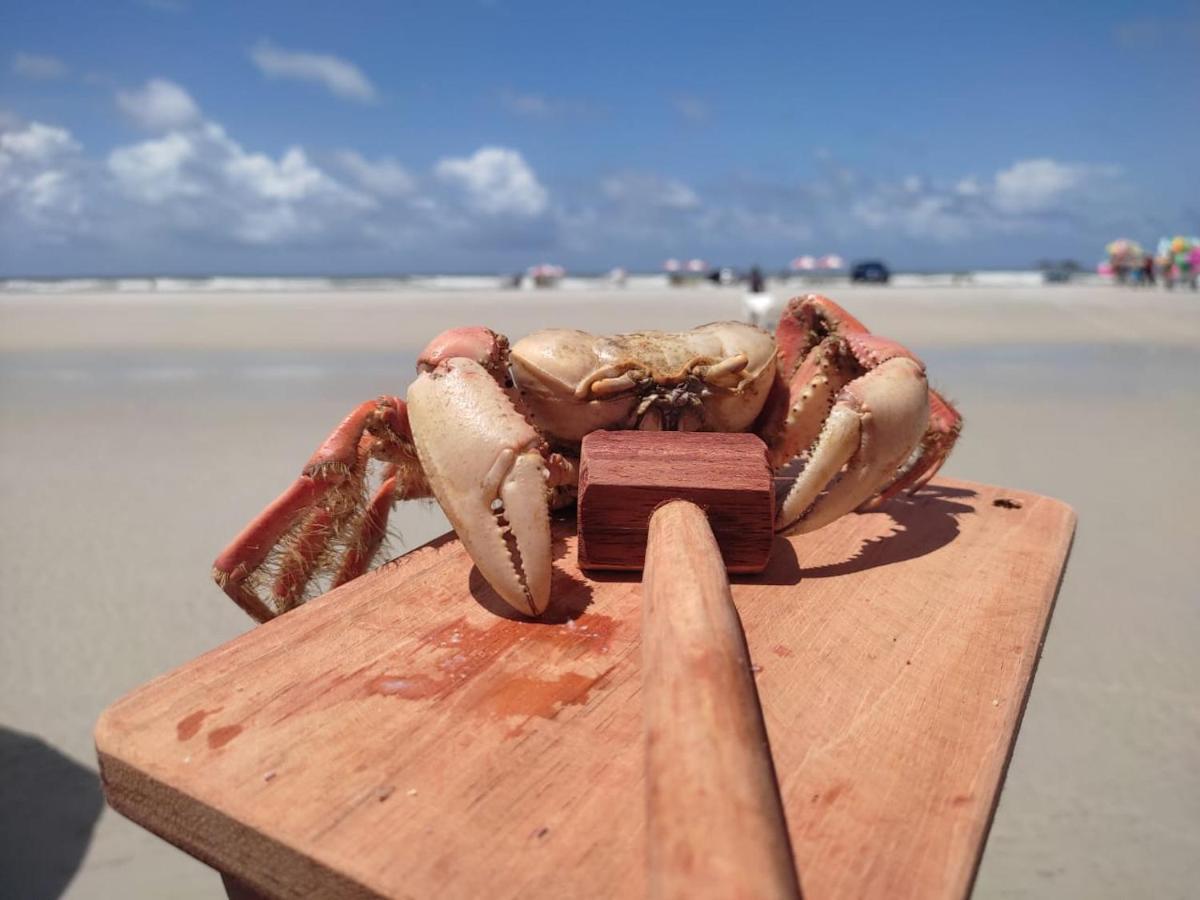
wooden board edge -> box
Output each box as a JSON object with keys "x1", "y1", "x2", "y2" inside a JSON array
[
  {"x1": 95, "y1": 744, "x2": 382, "y2": 900},
  {"x1": 958, "y1": 505, "x2": 1077, "y2": 898},
  {"x1": 94, "y1": 529, "x2": 464, "y2": 727}
]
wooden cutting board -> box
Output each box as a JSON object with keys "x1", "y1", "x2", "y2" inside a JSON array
[{"x1": 95, "y1": 477, "x2": 1074, "y2": 900}]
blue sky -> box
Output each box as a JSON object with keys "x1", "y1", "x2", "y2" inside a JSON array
[{"x1": 2, "y1": 0, "x2": 1197, "y2": 275}]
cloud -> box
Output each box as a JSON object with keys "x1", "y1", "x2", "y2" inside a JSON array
[
  {"x1": 497, "y1": 89, "x2": 593, "y2": 119},
  {"x1": 499, "y1": 90, "x2": 555, "y2": 117},
  {"x1": 0, "y1": 120, "x2": 85, "y2": 237},
  {"x1": 0, "y1": 98, "x2": 1140, "y2": 274},
  {"x1": 602, "y1": 172, "x2": 700, "y2": 210},
  {"x1": 991, "y1": 158, "x2": 1116, "y2": 214},
  {"x1": 12, "y1": 53, "x2": 69, "y2": 80},
  {"x1": 250, "y1": 41, "x2": 377, "y2": 103},
  {"x1": 672, "y1": 96, "x2": 710, "y2": 124},
  {"x1": 335, "y1": 150, "x2": 415, "y2": 196},
  {"x1": 435, "y1": 147, "x2": 548, "y2": 217},
  {"x1": 1, "y1": 97, "x2": 553, "y2": 268},
  {"x1": 106, "y1": 121, "x2": 370, "y2": 243},
  {"x1": 834, "y1": 156, "x2": 1124, "y2": 243},
  {"x1": 117, "y1": 79, "x2": 201, "y2": 131},
  {"x1": 1, "y1": 121, "x2": 79, "y2": 160}
]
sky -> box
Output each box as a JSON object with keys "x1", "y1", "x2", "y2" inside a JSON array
[{"x1": 1, "y1": 0, "x2": 1197, "y2": 276}]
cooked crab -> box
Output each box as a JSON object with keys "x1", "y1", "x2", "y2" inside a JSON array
[{"x1": 212, "y1": 295, "x2": 961, "y2": 620}]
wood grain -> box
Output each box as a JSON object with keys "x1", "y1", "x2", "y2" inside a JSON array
[
  {"x1": 642, "y1": 500, "x2": 800, "y2": 899},
  {"x1": 577, "y1": 431, "x2": 775, "y2": 573},
  {"x1": 95, "y1": 477, "x2": 1074, "y2": 900}
]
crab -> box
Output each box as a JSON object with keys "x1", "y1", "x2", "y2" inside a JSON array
[{"x1": 212, "y1": 294, "x2": 961, "y2": 621}]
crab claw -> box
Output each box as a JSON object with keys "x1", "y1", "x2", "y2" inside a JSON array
[
  {"x1": 777, "y1": 355, "x2": 930, "y2": 534},
  {"x1": 407, "y1": 355, "x2": 552, "y2": 616}
]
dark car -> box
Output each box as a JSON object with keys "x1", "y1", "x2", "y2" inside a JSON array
[{"x1": 850, "y1": 260, "x2": 891, "y2": 283}]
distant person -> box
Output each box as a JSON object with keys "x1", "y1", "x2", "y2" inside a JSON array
[
  {"x1": 749, "y1": 266, "x2": 765, "y2": 294},
  {"x1": 1141, "y1": 255, "x2": 1155, "y2": 287}
]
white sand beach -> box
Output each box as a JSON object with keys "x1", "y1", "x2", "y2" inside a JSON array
[{"x1": 2, "y1": 282, "x2": 1198, "y2": 898}]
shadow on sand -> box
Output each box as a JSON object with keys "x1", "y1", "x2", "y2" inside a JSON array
[{"x1": 0, "y1": 726, "x2": 104, "y2": 899}]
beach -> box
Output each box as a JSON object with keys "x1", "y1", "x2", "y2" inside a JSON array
[{"x1": 2, "y1": 281, "x2": 1198, "y2": 898}]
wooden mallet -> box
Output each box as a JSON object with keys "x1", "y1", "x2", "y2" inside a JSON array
[{"x1": 577, "y1": 431, "x2": 802, "y2": 900}]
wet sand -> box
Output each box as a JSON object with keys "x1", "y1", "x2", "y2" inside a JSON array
[{"x1": 1, "y1": 284, "x2": 1197, "y2": 898}]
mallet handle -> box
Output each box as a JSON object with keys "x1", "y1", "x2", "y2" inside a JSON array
[{"x1": 642, "y1": 500, "x2": 801, "y2": 900}]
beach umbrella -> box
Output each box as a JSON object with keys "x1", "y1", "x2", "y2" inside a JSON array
[
  {"x1": 818, "y1": 254, "x2": 844, "y2": 270},
  {"x1": 664, "y1": 258, "x2": 681, "y2": 272},
  {"x1": 686, "y1": 258, "x2": 707, "y2": 273},
  {"x1": 1105, "y1": 239, "x2": 1143, "y2": 264},
  {"x1": 791, "y1": 255, "x2": 816, "y2": 271}
]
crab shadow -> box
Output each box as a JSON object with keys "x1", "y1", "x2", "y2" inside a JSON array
[
  {"x1": 784, "y1": 484, "x2": 978, "y2": 581},
  {"x1": 466, "y1": 485, "x2": 976, "y2": 607},
  {"x1": 468, "y1": 529, "x2": 595, "y2": 623},
  {"x1": 582, "y1": 484, "x2": 977, "y2": 589}
]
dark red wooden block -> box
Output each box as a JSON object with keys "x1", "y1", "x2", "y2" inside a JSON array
[{"x1": 576, "y1": 431, "x2": 775, "y2": 573}]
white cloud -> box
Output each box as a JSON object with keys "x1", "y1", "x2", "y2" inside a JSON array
[
  {"x1": 1, "y1": 102, "x2": 1137, "y2": 273},
  {"x1": 108, "y1": 132, "x2": 198, "y2": 202},
  {"x1": 954, "y1": 177, "x2": 982, "y2": 197},
  {"x1": 105, "y1": 119, "x2": 369, "y2": 243},
  {"x1": 0, "y1": 120, "x2": 85, "y2": 235},
  {"x1": 12, "y1": 52, "x2": 69, "y2": 80},
  {"x1": 0, "y1": 122, "x2": 79, "y2": 160},
  {"x1": 435, "y1": 147, "x2": 548, "y2": 217},
  {"x1": 992, "y1": 158, "x2": 1114, "y2": 214},
  {"x1": 836, "y1": 157, "x2": 1123, "y2": 242},
  {"x1": 602, "y1": 172, "x2": 700, "y2": 210},
  {"x1": 250, "y1": 41, "x2": 377, "y2": 103},
  {"x1": 117, "y1": 79, "x2": 201, "y2": 131},
  {"x1": 226, "y1": 146, "x2": 330, "y2": 202},
  {"x1": 335, "y1": 150, "x2": 414, "y2": 196}
]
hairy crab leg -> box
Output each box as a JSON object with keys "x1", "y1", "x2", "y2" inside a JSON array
[
  {"x1": 333, "y1": 463, "x2": 400, "y2": 587},
  {"x1": 775, "y1": 336, "x2": 930, "y2": 534},
  {"x1": 212, "y1": 396, "x2": 428, "y2": 621},
  {"x1": 407, "y1": 345, "x2": 553, "y2": 617}
]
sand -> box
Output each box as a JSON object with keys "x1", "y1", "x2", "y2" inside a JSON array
[{"x1": 1, "y1": 283, "x2": 1198, "y2": 898}]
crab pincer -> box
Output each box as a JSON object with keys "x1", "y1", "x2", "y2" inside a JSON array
[{"x1": 406, "y1": 331, "x2": 553, "y2": 616}]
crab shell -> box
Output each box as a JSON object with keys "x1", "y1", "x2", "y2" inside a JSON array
[{"x1": 510, "y1": 322, "x2": 778, "y2": 441}]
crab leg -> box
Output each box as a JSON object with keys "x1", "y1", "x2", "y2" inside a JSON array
[
  {"x1": 776, "y1": 345, "x2": 930, "y2": 534},
  {"x1": 774, "y1": 294, "x2": 869, "y2": 377},
  {"x1": 760, "y1": 335, "x2": 857, "y2": 469},
  {"x1": 212, "y1": 396, "x2": 428, "y2": 621},
  {"x1": 407, "y1": 356, "x2": 553, "y2": 616},
  {"x1": 333, "y1": 464, "x2": 400, "y2": 586}
]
